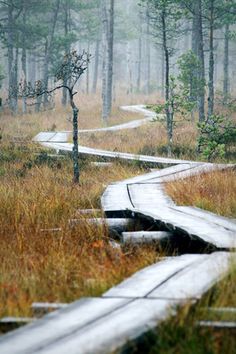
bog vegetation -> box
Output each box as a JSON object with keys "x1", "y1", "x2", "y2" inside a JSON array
[{"x1": 0, "y1": 0, "x2": 236, "y2": 352}]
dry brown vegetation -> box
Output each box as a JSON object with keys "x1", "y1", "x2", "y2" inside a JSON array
[
  {"x1": 166, "y1": 169, "x2": 236, "y2": 218},
  {"x1": 0, "y1": 91, "x2": 235, "y2": 322},
  {"x1": 0, "y1": 93, "x2": 161, "y2": 318},
  {"x1": 0, "y1": 149, "x2": 159, "y2": 318}
]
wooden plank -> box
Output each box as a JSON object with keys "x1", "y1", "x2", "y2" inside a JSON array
[
  {"x1": 13, "y1": 299, "x2": 176, "y2": 354},
  {"x1": 104, "y1": 254, "x2": 206, "y2": 298},
  {"x1": 69, "y1": 218, "x2": 135, "y2": 231},
  {"x1": 39, "y1": 142, "x2": 194, "y2": 165},
  {"x1": 48, "y1": 132, "x2": 70, "y2": 143},
  {"x1": 33, "y1": 132, "x2": 57, "y2": 142},
  {"x1": 133, "y1": 206, "x2": 236, "y2": 248},
  {"x1": 204, "y1": 307, "x2": 236, "y2": 314},
  {"x1": 176, "y1": 207, "x2": 236, "y2": 233},
  {"x1": 127, "y1": 184, "x2": 174, "y2": 209},
  {"x1": 121, "y1": 231, "x2": 173, "y2": 244},
  {"x1": 148, "y1": 252, "x2": 233, "y2": 300},
  {"x1": 101, "y1": 184, "x2": 133, "y2": 212},
  {"x1": 0, "y1": 298, "x2": 131, "y2": 354},
  {"x1": 121, "y1": 163, "x2": 200, "y2": 185},
  {"x1": 90, "y1": 162, "x2": 113, "y2": 167},
  {"x1": 197, "y1": 321, "x2": 236, "y2": 329}
]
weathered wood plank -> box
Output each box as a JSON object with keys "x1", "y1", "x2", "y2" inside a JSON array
[
  {"x1": 0, "y1": 298, "x2": 131, "y2": 354},
  {"x1": 204, "y1": 307, "x2": 236, "y2": 314},
  {"x1": 127, "y1": 184, "x2": 174, "y2": 209},
  {"x1": 197, "y1": 321, "x2": 236, "y2": 329},
  {"x1": 133, "y1": 206, "x2": 236, "y2": 248},
  {"x1": 148, "y1": 252, "x2": 233, "y2": 300},
  {"x1": 18, "y1": 299, "x2": 176, "y2": 354},
  {"x1": 101, "y1": 184, "x2": 133, "y2": 212},
  {"x1": 39, "y1": 142, "x2": 194, "y2": 165},
  {"x1": 104, "y1": 254, "x2": 206, "y2": 298},
  {"x1": 121, "y1": 231, "x2": 173, "y2": 244},
  {"x1": 176, "y1": 207, "x2": 236, "y2": 233}
]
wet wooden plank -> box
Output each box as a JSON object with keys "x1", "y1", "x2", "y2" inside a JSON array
[
  {"x1": 148, "y1": 252, "x2": 233, "y2": 300},
  {"x1": 39, "y1": 142, "x2": 194, "y2": 165},
  {"x1": 197, "y1": 321, "x2": 236, "y2": 329},
  {"x1": 19, "y1": 299, "x2": 176, "y2": 354},
  {"x1": 133, "y1": 206, "x2": 236, "y2": 248},
  {"x1": 177, "y1": 207, "x2": 236, "y2": 233},
  {"x1": 121, "y1": 231, "x2": 173, "y2": 244},
  {"x1": 0, "y1": 298, "x2": 131, "y2": 354},
  {"x1": 104, "y1": 254, "x2": 206, "y2": 298},
  {"x1": 101, "y1": 184, "x2": 133, "y2": 212}
]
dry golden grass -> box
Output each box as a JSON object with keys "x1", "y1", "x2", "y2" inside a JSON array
[
  {"x1": 166, "y1": 169, "x2": 236, "y2": 218},
  {"x1": 0, "y1": 147, "x2": 158, "y2": 318}
]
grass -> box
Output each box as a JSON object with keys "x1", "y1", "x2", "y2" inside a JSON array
[
  {"x1": 166, "y1": 169, "x2": 236, "y2": 218},
  {"x1": 0, "y1": 144, "x2": 159, "y2": 319},
  {"x1": 0, "y1": 92, "x2": 165, "y2": 319},
  {"x1": 128, "y1": 258, "x2": 236, "y2": 354}
]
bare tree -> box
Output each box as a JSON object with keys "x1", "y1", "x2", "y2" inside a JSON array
[{"x1": 21, "y1": 51, "x2": 90, "y2": 183}]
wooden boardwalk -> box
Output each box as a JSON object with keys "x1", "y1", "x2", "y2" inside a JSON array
[
  {"x1": 102, "y1": 163, "x2": 236, "y2": 249},
  {"x1": 0, "y1": 105, "x2": 235, "y2": 353},
  {"x1": 0, "y1": 253, "x2": 234, "y2": 354}
]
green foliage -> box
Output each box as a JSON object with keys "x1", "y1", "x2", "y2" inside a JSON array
[
  {"x1": 153, "y1": 76, "x2": 195, "y2": 121},
  {"x1": 178, "y1": 51, "x2": 205, "y2": 103},
  {"x1": 198, "y1": 115, "x2": 236, "y2": 161}
]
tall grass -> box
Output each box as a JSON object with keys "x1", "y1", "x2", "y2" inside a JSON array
[
  {"x1": 165, "y1": 169, "x2": 236, "y2": 218},
  {"x1": 0, "y1": 145, "x2": 159, "y2": 318}
]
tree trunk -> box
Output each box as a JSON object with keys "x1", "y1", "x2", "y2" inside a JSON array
[
  {"x1": 21, "y1": 1, "x2": 27, "y2": 114},
  {"x1": 145, "y1": 6, "x2": 151, "y2": 95},
  {"x1": 137, "y1": 36, "x2": 142, "y2": 92},
  {"x1": 106, "y1": 0, "x2": 114, "y2": 115},
  {"x1": 86, "y1": 42, "x2": 90, "y2": 95},
  {"x1": 43, "y1": 0, "x2": 60, "y2": 109},
  {"x1": 192, "y1": 0, "x2": 205, "y2": 122},
  {"x1": 207, "y1": 0, "x2": 214, "y2": 118},
  {"x1": 92, "y1": 40, "x2": 100, "y2": 94},
  {"x1": 162, "y1": 10, "x2": 172, "y2": 157},
  {"x1": 7, "y1": 2, "x2": 17, "y2": 114},
  {"x1": 62, "y1": 1, "x2": 70, "y2": 106},
  {"x1": 223, "y1": 23, "x2": 230, "y2": 104},
  {"x1": 101, "y1": 0, "x2": 109, "y2": 124}
]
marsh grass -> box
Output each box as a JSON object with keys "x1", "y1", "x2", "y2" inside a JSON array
[
  {"x1": 0, "y1": 145, "x2": 159, "y2": 318},
  {"x1": 165, "y1": 169, "x2": 236, "y2": 218}
]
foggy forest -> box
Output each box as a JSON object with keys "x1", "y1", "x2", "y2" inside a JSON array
[{"x1": 0, "y1": 1, "x2": 235, "y2": 354}]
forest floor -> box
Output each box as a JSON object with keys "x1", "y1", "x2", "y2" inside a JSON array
[{"x1": 0, "y1": 92, "x2": 235, "y2": 352}]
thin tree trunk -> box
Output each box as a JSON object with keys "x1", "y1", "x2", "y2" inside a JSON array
[
  {"x1": 145, "y1": 6, "x2": 151, "y2": 95},
  {"x1": 62, "y1": 1, "x2": 69, "y2": 106},
  {"x1": 7, "y1": 1, "x2": 17, "y2": 114},
  {"x1": 223, "y1": 23, "x2": 230, "y2": 104},
  {"x1": 101, "y1": 0, "x2": 109, "y2": 124},
  {"x1": 43, "y1": 0, "x2": 60, "y2": 109},
  {"x1": 162, "y1": 10, "x2": 172, "y2": 157},
  {"x1": 192, "y1": 0, "x2": 205, "y2": 122},
  {"x1": 92, "y1": 40, "x2": 100, "y2": 94},
  {"x1": 207, "y1": 0, "x2": 214, "y2": 118},
  {"x1": 106, "y1": 0, "x2": 114, "y2": 115},
  {"x1": 21, "y1": 0, "x2": 27, "y2": 114},
  {"x1": 86, "y1": 42, "x2": 90, "y2": 94},
  {"x1": 137, "y1": 37, "x2": 142, "y2": 92}
]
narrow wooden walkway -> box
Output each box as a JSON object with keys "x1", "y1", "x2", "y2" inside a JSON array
[
  {"x1": 102, "y1": 162, "x2": 236, "y2": 249},
  {"x1": 0, "y1": 105, "x2": 235, "y2": 353},
  {"x1": 0, "y1": 253, "x2": 234, "y2": 354}
]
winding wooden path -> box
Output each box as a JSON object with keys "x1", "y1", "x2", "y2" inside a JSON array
[{"x1": 0, "y1": 105, "x2": 235, "y2": 354}]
